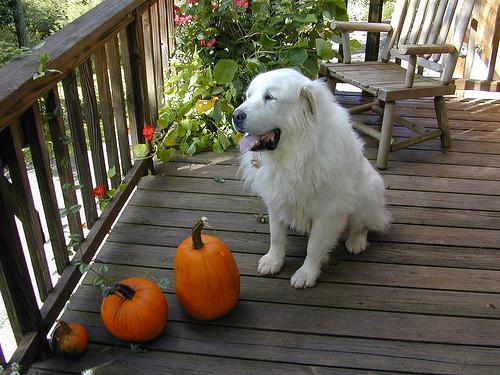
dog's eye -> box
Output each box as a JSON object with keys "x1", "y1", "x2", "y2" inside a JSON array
[{"x1": 264, "y1": 93, "x2": 274, "y2": 101}]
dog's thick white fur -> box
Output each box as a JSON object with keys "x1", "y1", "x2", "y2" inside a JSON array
[{"x1": 235, "y1": 68, "x2": 391, "y2": 288}]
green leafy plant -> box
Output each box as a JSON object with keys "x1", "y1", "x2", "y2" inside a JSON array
[
  {"x1": 63, "y1": 171, "x2": 168, "y2": 294},
  {"x1": 137, "y1": 0, "x2": 349, "y2": 161},
  {"x1": 33, "y1": 51, "x2": 62, "y2": 80},
  {"x1": 0, "y1": 362, "x2": 22, "y2": 375},
  {"x1": 92, "y1": 166, "x2": 128, "y2": 211},
  {"x1": 0, "y1": 39, "x2": 29, "y2": 67}
]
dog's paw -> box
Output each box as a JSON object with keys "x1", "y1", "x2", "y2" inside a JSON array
[
  {"x1": 290, "y1": 266, "x2": 319, "y2": 288},
  {"x1": 346, "y1": 231, "x2": 368, "y2": 255},
  {"x1": 258, "y1": 253, "x2": 284, "y2": 275}
]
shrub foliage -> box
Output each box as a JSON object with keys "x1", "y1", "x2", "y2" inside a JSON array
[{"x1": 138, "y1": 0, "x2": 350, "y2": 162}]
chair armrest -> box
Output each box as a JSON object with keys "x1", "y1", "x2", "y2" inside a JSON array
[
  {"x1": 399, "y1": 44, "x2": 458, "y2": 87},
  {"x1": 398, "y1": 44, "x2": 456, "y2": 55},
  {"x1": 332, "y1": 21, "x2": 392, "y2": 33}
]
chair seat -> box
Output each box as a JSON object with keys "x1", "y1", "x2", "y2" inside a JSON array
[{"x1": 320, "y1": 61, "x2": 456, "y2": 101}]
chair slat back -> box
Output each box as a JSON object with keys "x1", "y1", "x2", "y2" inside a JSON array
[
  {"x1": 381, "y1": 0, "x2": 475, "y2": 81},
  {"x1": 425, "y1": 0, "x2": 449, "y2": 45},
  {"x1": 381, "y1": 0, "x2": 409, "y2": 61},
  {"x1": 398, "y1": 0, "x2": 419, "y2": 45},
  {"x1": 433, "y1": 0, "x2": 459, "y2": 61},
  {"x1": 408, "y1": 0, "x2": 429, "y2": 44},
  {"x1": 417, "y1": 0, "x2": 440, "y2": 44}
]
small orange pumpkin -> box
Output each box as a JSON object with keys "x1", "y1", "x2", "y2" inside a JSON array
[
  {"x1": 101, "y1": 278, "x2": 168, "y2": 342},
  {"x1": 174, "y1": 218, "x2": 240, "y2": 320},
  {"x1": 51, "y1": 320, "x2": 88, "y2": 357}
]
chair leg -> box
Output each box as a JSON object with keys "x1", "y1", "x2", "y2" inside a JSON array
[
  {"x1": 434, "y1": 96, "x2": 452, "y2": 148},
  {"x1": 376, "y1": 101, "x2": 396, "y2": 170},
  {"x1": 326, "y1": 77, "x2": 338, "y2": 93}
]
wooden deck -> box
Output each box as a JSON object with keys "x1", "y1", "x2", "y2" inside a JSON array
[{"x1": 29, "y1": 93, "x2": 500, "y2": 374}]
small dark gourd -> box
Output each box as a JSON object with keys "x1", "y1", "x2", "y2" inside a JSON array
[{"x1": 51, "y1": 320, "x2": 88, "y2": 357}]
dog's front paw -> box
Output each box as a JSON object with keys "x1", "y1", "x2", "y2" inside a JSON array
[
  {"x1": 290, "y1": 266, "x2": 319, "y2": 288},
  {"x1": 258, "y1": 253, "x2": 284, "y2": 275},
  {"x1": 346, "y1": 231, "x2": 368, "y2": 255}
]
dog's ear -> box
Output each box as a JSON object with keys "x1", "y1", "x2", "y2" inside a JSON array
[{"x1": 300, "y1": 85, "x2": 316, "y2": 117}]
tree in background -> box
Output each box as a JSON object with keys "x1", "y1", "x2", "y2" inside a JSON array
[
  {"x1": 0, "y1": 0, "x2": 101, "y2": 65},
  {"x1": 8, "y1": 0, "x2": 28, "y2": 47},
  {"x1": 348, "y1": 0, "x2": 395, "y2": 21}
]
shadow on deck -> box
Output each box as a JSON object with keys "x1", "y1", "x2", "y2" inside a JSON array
[{"x1": 30, "y1": 94, "x2": 500, "y2": 374}]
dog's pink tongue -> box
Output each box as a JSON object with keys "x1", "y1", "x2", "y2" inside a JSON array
[{"x1": 239, "y1": 134, "x2": 259, "y2": 154}]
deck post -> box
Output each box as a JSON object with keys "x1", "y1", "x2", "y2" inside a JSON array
[
  {"x1": 366, "y1": 0, "x2": 383, "y2": 61},
  {"x1": 0, "y1": 166, "x2": 48, "y2": 355}
]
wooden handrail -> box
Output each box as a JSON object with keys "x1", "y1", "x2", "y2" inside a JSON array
[
  {"x1": 0, "y1": 0, "x2": 149, "y2": 132},
  {"x1": 0, "y1": 0, "x2": 174, "y2": 368}
]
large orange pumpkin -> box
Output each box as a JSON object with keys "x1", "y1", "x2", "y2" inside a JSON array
[
  {"x1": 51, "y1": 320, "x2": 88, "y2": 357},
  {"x1": 101, "y1": 277, "x2": 168, "y2": 342},
  {"x1": 174, "y1": 218, "x2": 240, "y2": 320}
]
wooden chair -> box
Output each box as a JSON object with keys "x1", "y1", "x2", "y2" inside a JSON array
[{"x1": 320, "y1": 0, "x2": 476, "y2": 169}]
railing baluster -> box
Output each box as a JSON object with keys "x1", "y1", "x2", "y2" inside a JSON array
[
  {"x1": 62, "y1": 71, "x2": 98, "y2": 228},
  {"x1": 23, "y1": 104, "x2": 68, "y2": 274},
  {"x1": 150, "y1": 2, "x2": 164, "y2": 108},
  {"x1": 119, "y1": 29, "x2": 140, "y2": 146},
  {"x1": 141, "y1": 6, "x2": 158, "y2": 126},
  {"x1": 0, "y1": 186, "x2": 23, "y2": 342},
  {"x1": 79, "y1": 59, "x2": 109, "y2": 191},
  {"x1": 165, "y1": 0, "x2": 175, "y2": 56},
  {"x1": 0, "y1": 185, "x2": 44, "y2": 341},
  {"x1": 0, "y1": 344, "x2": 5, "y2": 366},
  {"x1": 0, "y1": 123, "x2": 52, "y2": 300},
  {"x1": 93, "y1": 47, "x2": 121, "y2": 188},
  {"x1": 0, "y1": 167, "x2": 48, "y2": 360},
  {"x1": 106, "y1": 36, "x2": 133, "y2": 174},
  {"x1": 125, "y1": 11, "x2": 150, "y2": 143},
  {"x1": 45, "y1": 88, "x2": 84, "y2": 241},
  {"x1": 158, "y1": 0, "x2": 170, "y2": 71}
]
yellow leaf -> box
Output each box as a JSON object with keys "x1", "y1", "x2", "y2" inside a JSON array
[
  {"x1": 195, "y1": 97, "x2": 217, "y2": 114},
  {"x1": 163, "y1": 137, "x2": 177, "y2": 147}
]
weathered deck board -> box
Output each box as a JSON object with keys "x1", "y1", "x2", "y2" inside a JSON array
[
  {"x1": 161, "y1": 157, "x2": 500, "y2": 181},
  {"x1": 70, "y1": 257, "x2": 500, "y2": 318},
  {"x1": 30, "y1": 95, "x2": 500, "y2": 374},
  {"x1": 31, "y1": 314, "x2": 500, "y2": 374}
]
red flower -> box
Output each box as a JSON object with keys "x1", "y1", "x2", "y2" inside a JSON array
[
  {"x1": 234, "y1": 0, "x2": 249, "y2": 8},
  {"x1": 206, "y1": 38, "x2": 216, "y2": 48},
  {"x1": 174, "y1": 13, "x2": 193, "y2": 26},
  {"x1": 93, "y1": 185, "x2": 105, "y2": 197},
  {"x1": 187, "y1": 0, "x2": 198, "y2": 4},
  {"x1": 142, "y1": 124, "x2": 155, "y2": 141},
  {"x1": 174, "y1": 14, "x2": 183, "y2": 26},
  {"x1": 200, "y1": 38, "x2": 216, "y2": 48}
]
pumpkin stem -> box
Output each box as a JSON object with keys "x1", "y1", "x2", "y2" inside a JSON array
[
  {"x1": 57, "y1": 320, "x2": 71, "y2": 334},
  {"x1": 192, "y1": 218, "x2": 206, "y2": 250},
  {"x1": 104, "y1": 283, "x2": 136, "y2": 300}
]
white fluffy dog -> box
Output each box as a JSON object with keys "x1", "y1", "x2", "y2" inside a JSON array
[{"x1": 233, "y1": 68, "x2": 391, "y2": 288}]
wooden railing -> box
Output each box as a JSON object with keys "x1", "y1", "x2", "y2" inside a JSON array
[{"x1": 0, "y1": 0, "x2": 174, "y2": 368}]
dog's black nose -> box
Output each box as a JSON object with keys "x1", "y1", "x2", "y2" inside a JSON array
[{"x1": 232, "y1": 108, "x2": 246, "y2": 131}]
